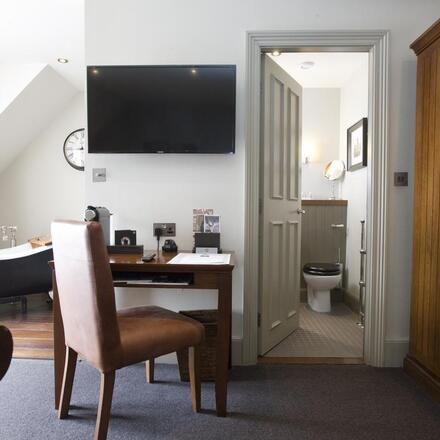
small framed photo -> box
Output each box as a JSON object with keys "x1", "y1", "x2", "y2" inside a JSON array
[
  {"x1": 204, "y1": 215, "x2": 220, "y2": 233},
  {"x1": 347, "y1": 118, "x2": 367, "y2": 171},
  {"x1": 193, "y1": 208, "x2": 214, "y2": 233}
]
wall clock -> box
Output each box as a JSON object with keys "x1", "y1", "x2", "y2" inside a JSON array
[{"x1": 63, "y1": 128, "x2": 85, "y2": 171}]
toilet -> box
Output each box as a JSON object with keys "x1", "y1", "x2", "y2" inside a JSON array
[{"x1": 303, "y1": 262, "x2": 342, "y2": 313}]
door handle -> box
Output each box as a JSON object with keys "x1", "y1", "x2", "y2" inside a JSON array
[
  {"x1": 331, "y1": 224, "x2": 345, "y2": 228},
  {"x1": 297, "y1": 208, "x2": 306, "y2": 215}
]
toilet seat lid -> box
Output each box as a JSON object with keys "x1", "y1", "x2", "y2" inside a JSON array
[{"x1": 303, "y1": 262, "x2": 341, "y2": 276}]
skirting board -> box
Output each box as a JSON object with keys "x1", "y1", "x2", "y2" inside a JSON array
[
  {"x1": 155, "y1": 336, "x2": 243, "y2": 366},
  {"x1": 384, "y1": 339, "x2": 409, "y2": 367},
  {"x1": 404, "y1": 355, "x2": 440, "y2": 402}
]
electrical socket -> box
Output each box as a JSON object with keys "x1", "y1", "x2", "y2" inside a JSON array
[{"x1": 153, "y1": 223, "x2": 176, "y2": 237}]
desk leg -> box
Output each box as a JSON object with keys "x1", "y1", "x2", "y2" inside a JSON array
[
  {"x1": 215, "y1": 273, "x2": 232, "y2": 417},
  {"x1": 52, "y1": 270, "x2": 65, "y2": 410}
]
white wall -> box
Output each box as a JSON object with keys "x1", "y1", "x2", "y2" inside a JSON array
[
  {"x1": 339, "y1": 59, "x2": 369, "y2": 309},
  {"x1": 0, "y1": 65, "x2": 78, "y2": 174},
  {"x1": 0, "y1": 93, "x2": 85, "y2": 245},
  {"x1": 302, "y1": 88, "x2": 340, "y2": 199},
  {"x1": 85, "y1": 0, "x2": 440, "y2": 364}
]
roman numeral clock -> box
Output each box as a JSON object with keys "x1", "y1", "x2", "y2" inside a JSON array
[{"x1": 63, "y1": 128, "x2": 85, "y2": 171}]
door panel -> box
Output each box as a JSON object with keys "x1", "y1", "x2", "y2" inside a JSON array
[
  {"x1": 259, "y1": 55, "x2": 302, "y2": 355},
  {"x1": 287, "y1": 89, "x2": 300, "y2": 201},
  {"x1": 270, "y1": 76, "x2": 285, "y2": 199},
  {"x1": 268, "y1": 221, "x2": 284, "y2": 330},
  {"x1": 286, "y1": 220, "x2": 300, "y2": 319}
]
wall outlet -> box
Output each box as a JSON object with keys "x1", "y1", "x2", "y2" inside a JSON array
[
  {"x1": 394, "y1": 172, "x2": 408, "y2": 187},
  {"x1": 153, "y1": 223, "x2": 176, "y2": 237}
]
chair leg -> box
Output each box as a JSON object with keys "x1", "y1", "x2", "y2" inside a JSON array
[
  {"x1": 188, "y1": 345, "x2": 201, "y2": 412},
  {"x1": 58, "y1": 346, "x2": 78, "y2": 419},
  {"x1": 94, "y1": 371, "x2": 115, "y2": 440},
  {"x1": 145, "y1": 359, "x2": 154, "y2": 383}
]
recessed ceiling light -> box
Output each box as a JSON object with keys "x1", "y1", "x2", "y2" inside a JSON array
[
  {"x1": 57, "y1": 57, "x2": 69, "y2": 64},
  {"x1": 300, "y1": 61, "x2": 315, "y2": 70},
  {"x1": 271, "y1": 50, "x2": 281, "y2": 57}
]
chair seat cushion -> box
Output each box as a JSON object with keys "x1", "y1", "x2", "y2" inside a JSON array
[{"x1": 117, "y1": 306, "x2": 204, "y2": 368}]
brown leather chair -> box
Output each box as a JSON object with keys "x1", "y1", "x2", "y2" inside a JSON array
[
  {"x1": 51, "y1": 220, "x2": 204, "y2": 440},
  {"x1": 0, "y1": 325, "x2": 13, "y2": 382}
]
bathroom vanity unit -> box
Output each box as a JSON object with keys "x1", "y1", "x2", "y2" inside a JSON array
[{"x1": 300, "y1": 199, "x2": 347, "y2": 301}]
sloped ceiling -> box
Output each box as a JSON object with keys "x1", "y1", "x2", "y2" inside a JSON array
[
  {"x1": 0, "y1": 0, "x2": 85, "y2": 91},
  {"x1": 0, "y1": 65, "x2": 77, "y2": 174},
  {"x1": 0, "y1": 1, "x2": 84, "y2": 175},
  {"x1": 0, "y1": 64, "x2": 45, "y2": 113}
]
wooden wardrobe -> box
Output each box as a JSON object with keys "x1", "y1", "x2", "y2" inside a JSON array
[{"x1": 405, "y1": 18, "x2": 440, "y2": 400}]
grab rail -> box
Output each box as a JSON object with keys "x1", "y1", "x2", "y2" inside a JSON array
[{"x1": 357, "y1": 220, "x2": 366, "y2": 328}]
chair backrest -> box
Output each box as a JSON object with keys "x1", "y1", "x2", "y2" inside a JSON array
[
  {"x1": 51, "y1": 220, "x2": 121, "y2": 372},
  {"x1": 0, "y1": 325, "x2": 13, "y2": 381}
]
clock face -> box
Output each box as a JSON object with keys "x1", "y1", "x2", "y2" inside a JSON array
[{"x1": 63, "y1": 128, "x2": 85, "y2": 171}]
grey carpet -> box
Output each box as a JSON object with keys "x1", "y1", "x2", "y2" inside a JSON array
[
  {"x1": 266, "y1": 303, "x2": 363, "y2": 358},
  {"x1": 0, "y1": 360, "x2": 439, "y2": 439}
]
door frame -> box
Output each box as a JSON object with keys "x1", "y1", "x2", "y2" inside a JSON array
[{"x1": 243, "y1": 30, "x2": 389, "y2": 367}]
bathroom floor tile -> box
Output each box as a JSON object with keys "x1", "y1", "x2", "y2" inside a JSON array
[{"x1": 265, "y1": 303, "x2": 363, "y2": 358}]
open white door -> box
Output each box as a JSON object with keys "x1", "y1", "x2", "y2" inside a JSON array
[{"x1": 259, "y1": 55, "x2": 303, "y2": 355}]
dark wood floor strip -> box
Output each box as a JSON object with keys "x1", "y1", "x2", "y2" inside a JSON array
[{"x1": 0, "y1": 294, "x2": 54, "y2": 359}]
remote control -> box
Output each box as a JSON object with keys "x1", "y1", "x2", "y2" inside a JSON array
[{"x1": 142, "y1": 252, "x2": 156, "y2": 262}]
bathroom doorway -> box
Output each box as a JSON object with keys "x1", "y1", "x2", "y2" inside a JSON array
[{"x1": 258, "y1": 50, "x2": 370, "y2": 363}]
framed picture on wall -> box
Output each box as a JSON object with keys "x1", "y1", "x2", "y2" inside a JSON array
[{"x1": 347, "y1": 117, "x2": 368, "y2": 171}]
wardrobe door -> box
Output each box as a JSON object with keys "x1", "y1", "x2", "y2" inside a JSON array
[{"x1": 410, "y1": 36, "x2": 440, "y2": 377}]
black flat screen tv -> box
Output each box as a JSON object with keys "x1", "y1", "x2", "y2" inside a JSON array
[{"x1": 87, "y1": 65, "x2": 236, "y2": 154}]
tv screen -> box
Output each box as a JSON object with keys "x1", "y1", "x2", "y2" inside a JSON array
[{"x1": 87, "y1": 65, "x2": 236, "y2": 154}]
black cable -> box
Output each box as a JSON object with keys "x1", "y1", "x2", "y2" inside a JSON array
[{"x1": 154, "y1": 227, "x2": 163, "y2": 257}]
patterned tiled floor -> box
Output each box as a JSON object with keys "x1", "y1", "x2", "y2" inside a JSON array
[{"x1": 265, "y1": 302, "x2": 364, "y2": 358}]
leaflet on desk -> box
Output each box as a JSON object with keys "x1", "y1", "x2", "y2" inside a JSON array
[{"x1": 168, "y1": 253, "x2": 231, "y2": 265}]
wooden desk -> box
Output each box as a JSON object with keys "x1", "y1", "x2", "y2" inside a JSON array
[{"x1": 51, "y1": 251, "x2": 234, "y2": 417}]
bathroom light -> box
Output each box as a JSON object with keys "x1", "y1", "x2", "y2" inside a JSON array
[
  {"x1": 300, "y1": 61, "x2": 315, "y2": 70},
  {"x1": 57, "y1": 57, "x2": 69, "y2": 64},
  {"x1": 271, "y1": 50, "x2": 281, "y2": 56}
]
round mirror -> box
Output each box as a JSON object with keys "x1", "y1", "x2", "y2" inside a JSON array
[{"x1": 324, "y1": 160, "x2": 345, "y2": 181}]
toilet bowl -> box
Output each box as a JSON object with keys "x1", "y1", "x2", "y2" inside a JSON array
[{"x1": 303, "y1": 262, "x2": 342, "y2": 313}]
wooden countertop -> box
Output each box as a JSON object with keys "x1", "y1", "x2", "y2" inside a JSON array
[
  {"x1": 50, "y1": 250, "x2": 235, "y2": 273},
  {"x1": 302, "y1": 199, "x2": 348, "y2": 206},
  {"x1": 109, "y1": 250, "x2": 235, "y2": 272}
]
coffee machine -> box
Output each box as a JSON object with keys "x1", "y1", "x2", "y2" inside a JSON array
[{"x1": 84, "y1": 206, "x2": 112, "y2": 245}]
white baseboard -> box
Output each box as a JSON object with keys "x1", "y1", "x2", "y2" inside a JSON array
[
  {"x1": 231, "y1": 336, "x2": 243, "y2": 365},
  {"x1": 155, "y1": 336, "x2": 244, "y2": 366},
  {"x1": 384, "y1": 339, "x2": 409, "y2": 367}
]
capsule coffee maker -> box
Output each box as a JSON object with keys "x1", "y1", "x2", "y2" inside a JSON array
[{"x1": 84, "y1": 206, "x2": 112, "y2": 245}]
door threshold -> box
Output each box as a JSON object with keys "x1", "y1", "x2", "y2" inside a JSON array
[{"x1": 258, "y1": 356, "x2": 364, "y2": 365}]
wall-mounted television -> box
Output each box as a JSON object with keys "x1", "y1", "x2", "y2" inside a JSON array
[{"x1": 87, "y1": 65, "x2": 236, "y2": 154}]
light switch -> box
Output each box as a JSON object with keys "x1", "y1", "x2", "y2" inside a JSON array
[
  {"x1": 394, "y1": 172, "x2": 408, "y2": 187},
  {"x1": 93, "y1": 168, "x2": 106, "y2": 182}
]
